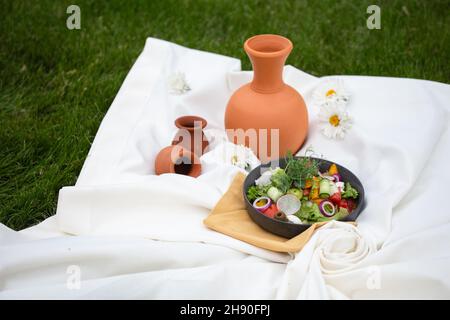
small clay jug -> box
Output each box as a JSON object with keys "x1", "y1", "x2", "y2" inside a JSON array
[
  {"x1": 171, "y1": 116, "x2": 209, "y2": 157},
  {"x1": 154, "y1": 145, "x2": 201, "y2": 177},
  {"x1": 224, "y1": 34, "x2": 309, "y2": 162}
]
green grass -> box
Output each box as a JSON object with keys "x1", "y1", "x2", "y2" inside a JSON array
[{"x1": 1, "y1": 0, "x2": 449, "y2": 230}]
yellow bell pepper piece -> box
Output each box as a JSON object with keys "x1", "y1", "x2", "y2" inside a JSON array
[
  {"x1": 304, "y1": 179, "x2": 313, "y2": 189},
  {"x1": 309, "y1": 177, "x2": 320, "y2": 200},
  {"x1": 328, "y1": 163, "x2": 339, "y2": 175}
]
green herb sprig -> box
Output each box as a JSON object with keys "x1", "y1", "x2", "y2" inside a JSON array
[{"x1": 284, "y1": 151, "x2": 320, "y2": 189}]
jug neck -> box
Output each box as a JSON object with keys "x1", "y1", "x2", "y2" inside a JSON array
[{"x1": 244, "y1": 34, "x2": 293, "y2": 94}]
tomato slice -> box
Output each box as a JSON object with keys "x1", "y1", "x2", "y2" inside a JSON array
[
  {"x1": 339, "y1": 199, "x2": 357, "y2": 213},
  {"x1": 329, "y1": 192, "x2": 341, "y2": 205},
  {"x1": 347, "y1": 199, "x2": 357, "y2": 213},
  {"x1": 262, "y1": 204, "x2": 278, "y2": 218},
  {"x1": 339, "y1": 199, "x2": 348, "y2": 209}
]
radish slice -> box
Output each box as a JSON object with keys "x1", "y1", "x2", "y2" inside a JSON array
[
  {"x1": 276, "y1": 194, "x2": 301, "y2": 216},
  {"x1": 253, "y1": 197, "x2": 271, "y2": 212},
  {"x1": 332, "y1": 174, "x2": 341, "y2": 182},
  {"x1": 319, "y1": 200, "x2": 336, "y2": 217}
]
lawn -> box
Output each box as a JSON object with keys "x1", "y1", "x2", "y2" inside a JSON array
[{"x1": 1, "y1": 0, "x2": 449, "y2": 230}]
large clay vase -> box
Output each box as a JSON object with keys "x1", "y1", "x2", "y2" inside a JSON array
[
  {"x1": 154, "y1": 145, "x2": 202, "y2": 177},
  {"x1": 171, "y1": 116, "x2": 209, "y2": 157},
  {"x1": 224, "y1": 34, "x2": 308, "y2": 162}
]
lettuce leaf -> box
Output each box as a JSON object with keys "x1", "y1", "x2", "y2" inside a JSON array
[
  {"x1": 246, "y1": 185, "x2": 270, "y2": 202},
  {"x1": 342, "y1": 182, "x2": 359, "y2": 199},
  {"x1": 270, "y1": 168, "x2": 291, "y2": 194}
]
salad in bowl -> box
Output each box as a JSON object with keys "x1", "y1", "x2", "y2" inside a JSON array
[{"x1": 243, "y1": 153, "x2": 364, "y2": 238}]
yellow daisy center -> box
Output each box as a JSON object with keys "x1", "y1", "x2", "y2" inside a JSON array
[
  {"x1": 326, "y1": 89, "x2": 336, "y2": 97},
  {"x1": 329, "y1": 114, "x2": 340, "y2": 127}
]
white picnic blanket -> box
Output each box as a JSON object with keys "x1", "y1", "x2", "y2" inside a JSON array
[{"x1": 1, "y1": 38, "x2": 450, "y2": 299}]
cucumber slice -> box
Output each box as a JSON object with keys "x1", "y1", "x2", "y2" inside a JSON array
[{"x1": 319, "y1": 179, "x2": 331, "y2": 198}]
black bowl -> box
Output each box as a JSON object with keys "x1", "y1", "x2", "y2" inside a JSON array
[{"x1": 243, "y1": 157, "x2": 365, "y2": 239}]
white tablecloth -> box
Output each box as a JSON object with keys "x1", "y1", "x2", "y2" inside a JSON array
[{"x1": 1, "y1": 38, "x2": 449, "y2": 299}]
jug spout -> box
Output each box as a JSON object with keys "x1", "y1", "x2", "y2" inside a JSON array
[{"x1": 244, "y1": 34, "x2": 293, "y2": 93}]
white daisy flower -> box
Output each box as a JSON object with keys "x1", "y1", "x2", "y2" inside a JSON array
[
  {"x1": 200, "y1": 141, "x2": 260, "y2": 172},
  {"x1": 312, "y1": 78, "x2": 350, "y2": 107},
  {"x1": 167, "y1": 72, "x2": 191, "y2": 94},
  {"x1": 229, "y1": 144, "x2": 258, "y2": 171},
  {"x1": 318, "y1": 105, "x2": 352, "y2": 140}
]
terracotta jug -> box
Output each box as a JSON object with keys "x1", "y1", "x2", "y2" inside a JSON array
[
  {"x1": 224, "y1": 34, "x2": 308, "y2": 161},
  {"x1": 171, "y1": 116, "x2": 209, "y2": 157},
  {"x1": 154, "y1": 145, "x2": 201, "y2": 177}
]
